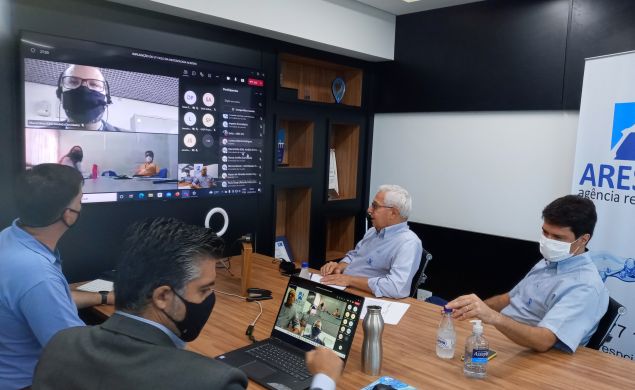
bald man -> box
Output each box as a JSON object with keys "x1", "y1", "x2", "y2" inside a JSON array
[{"x1": 57, "y1": 64, "x2": 120, "y2": 131}]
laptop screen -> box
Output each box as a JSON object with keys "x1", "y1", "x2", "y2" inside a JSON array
[{"x1": 272, "y1": 276, "x2": 365, "y2": 360}]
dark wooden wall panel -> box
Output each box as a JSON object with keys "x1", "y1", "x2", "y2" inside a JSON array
[
  {"x1": 563, "y1": 0, "x2": 635, "y2": 109},
  {"x1": 376, "y1": 0, "x2": 570, "y2": 112},
  {"x1": 409, "y1": 222, "x2": 540, "y2": 300}
]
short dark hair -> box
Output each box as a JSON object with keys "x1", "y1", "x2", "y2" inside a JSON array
[
  {"x1": 145, "y1": 150, "x2": 154, "y2": 158},
  {"x1": 114, "y1": 217, "x2": 224, "y2": 313},
  {"x1": 542, "y1": 195, "x2": 597, "y2": 238},
  {"x1": 15, "y1": 164, "x2": 83, "y2": 227}
]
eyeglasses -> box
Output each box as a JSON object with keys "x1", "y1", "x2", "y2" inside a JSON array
[
  {"x1": 60, "y1": 76, "x2": 107, "y2": 93},
  {"x1": 370, "y1": 201, "x2": 393, "y2": 210}
]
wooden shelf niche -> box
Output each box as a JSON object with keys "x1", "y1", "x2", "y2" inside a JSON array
[
  {"x1": 276, "y1": 119, "x2": 314, "y2": 168},
  {"x1": 280, "y1": 53, "x2": 363, "y2": 107},
  {"x1": 275, "y1": 187, "x2": 311, "y2": 264},
  {"x1": 327, "y1": 123, "x2": 360, "y2": 201},
  {"x1": 325, "y1": 215, "x2": 355, "y2": 262}
]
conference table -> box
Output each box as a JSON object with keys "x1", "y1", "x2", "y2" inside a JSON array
[{"x1": 94, "y1": 253, "x2": 633, "y2": 389}]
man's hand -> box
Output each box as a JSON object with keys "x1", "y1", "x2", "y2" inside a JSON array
[
  {"x1": 306, "y1": 348, "x2": 343, "y2": 383},
  {"x1": 320, "y1": 274, "x2": 352, "y2": 287},
  {"x1": 320, "y1": 261, "x2": 347, "y2": 276},
  {"x1": 446, "y1": 294, "x2": 501, "y2": 324}
]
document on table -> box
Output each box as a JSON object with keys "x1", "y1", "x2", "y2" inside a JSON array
[
  {"x1": 309, "y1": 273, "x2": 346, "y2": 290},
  {"x1": 77, "y1": 279, "x2": 113, "y2": 292},
  {"x1": 360, "y1": 298, "x2": 410, "y2": 325}
]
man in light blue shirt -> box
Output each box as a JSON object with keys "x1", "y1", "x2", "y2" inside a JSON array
[
  {"x1": 447, "y1": 195, "x2": 609, "y2": 353},
  {"x1": 321, "y1": 185, "x2": 423, "y2": 298},
  {"x1": 34, "y1": 218, "x2": 343, "y2": 390},
  {"x1": 0, "y1": 164, "x2": 111, "y2": 390}
]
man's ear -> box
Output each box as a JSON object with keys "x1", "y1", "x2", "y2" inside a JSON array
[{"x1": 151, "y1": 285, "x2": 173, "y2": 310}]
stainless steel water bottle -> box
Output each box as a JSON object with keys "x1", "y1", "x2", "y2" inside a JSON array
[{"x1": 361, "y1": 305, "x2": 384, "y2": 376}]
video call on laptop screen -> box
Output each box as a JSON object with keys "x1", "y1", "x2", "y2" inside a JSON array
[
  {"x1": 273, "y1": 279, "x2": 364, "y2": 359},
  {"x1": 20, "y1": 31, "x2": 265, "y2": 203}
]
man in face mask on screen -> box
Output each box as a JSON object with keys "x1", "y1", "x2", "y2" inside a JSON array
[
  {"x1": 34, "y1": 218, "x2": 343, "y2": 390},
  {"x1": 57, "y1": 64, "x2": 121, "y2": 131},
  {"x1": 446, "y1": 195, "x2": 609, "y2": 353}
]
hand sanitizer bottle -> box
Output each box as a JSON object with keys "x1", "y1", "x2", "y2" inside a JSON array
[{"x1": 463, "y1": 319, "x2": 488, "y2": 378}]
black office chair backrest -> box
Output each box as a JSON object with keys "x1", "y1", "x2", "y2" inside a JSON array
[
  {"x1": 586, "y1": 297, "x2": 627, "y2": 350},
  {"x1": 410, "y1": 248, "x2": 433, "y2": 298}
]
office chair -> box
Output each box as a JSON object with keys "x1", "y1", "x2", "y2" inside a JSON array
[
  {"x1": 586, "y1": 297, "x2": 627, "y2": 350},
  {"x1": 409, "y1": 248, "x2": 433, "y2": 298},
  {"x1": 153, "y1": 168, "x2": 168, "y2": 178}
]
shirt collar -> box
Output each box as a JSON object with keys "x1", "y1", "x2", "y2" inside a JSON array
[
  {"x1": 115, "y1": 310, "x2": 186, "y2": 349},
  {"x1": 375, "y1": 221, "x2": 409, "y2": 239},
  {"x1": 12, "y1": 218, "x2": 59, "y2": 264},
  {"x1": 544, "y1": 251, "x2": 592, "y2": 274}
]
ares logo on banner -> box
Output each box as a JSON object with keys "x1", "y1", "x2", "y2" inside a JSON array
[{"x1": 572, "y1": 51, "x2": 635, "y2": 361}]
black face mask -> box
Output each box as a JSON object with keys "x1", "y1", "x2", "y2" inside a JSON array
[
  {"x1": 62, "y1": 86, "x2": 107, "y2": 124},
  {"x1": 61, "y1": 208, "x2": 81, "y2": 229},
  {"x1": 69, "y1": 150, "x2": 83, "y2": 162},
  {"x1": 366, "y1": 212, "x2": 373, "y2": 225},
  {"x1": 165, "y1": 289, "x2": 215, "y2": 342}
]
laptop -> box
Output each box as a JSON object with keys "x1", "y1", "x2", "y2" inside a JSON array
[{"x1": 217, "y1": 276, "x2": 365, "y2": 390}]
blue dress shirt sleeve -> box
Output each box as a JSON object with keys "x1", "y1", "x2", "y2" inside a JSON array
[
  {"x1": 367, "y1": 238, "x2": 422, "y2": 298},
  {"x1": 537, "y1": 282, "x2": 608, "y2": 353},
  {"x1": 310, "y1": 373, "x2": 335, "y2": 390},
  {"x1": 19, "y1": 277, "x2": 84, "y2": 347}
]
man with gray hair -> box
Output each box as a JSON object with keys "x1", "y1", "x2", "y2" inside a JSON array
[
  {"x1": 321, "y1": 185, "x2": 423, "y2": 298},
  {"x1": 34, "y1": 218, "x2": 343, "y2": 389}
]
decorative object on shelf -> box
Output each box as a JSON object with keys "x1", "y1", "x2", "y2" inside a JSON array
[
  {"x1": 328, "y1": 148, "x2": 340, "y2": 199},
  {"x1": 274, "y1": 236, "x2": 293, "y2": 262},
  {"x1": 331, "y1": 77, "x2": 346, "y2": 104},
  {"x1": 276, "y1": 128, "x2": 287, "y2": 166}
]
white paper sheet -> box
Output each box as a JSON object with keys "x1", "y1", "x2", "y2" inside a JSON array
[
  {"x1": 309, "y1": 273, "x2": 346, "y2": 290},
  {"x1": 77, "y1": 279, "x2": 113, "y2": 292},
  {"x1": 360, "y1": 297, "x2": 410, "y2": 325}
]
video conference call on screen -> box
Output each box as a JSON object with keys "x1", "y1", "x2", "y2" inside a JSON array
[
  {"x1": 21, "y1": 32, "x2": 265, "y2": 203},
  {"x1": 274, "y1": 283, "x2": 362, "y2": 359}
]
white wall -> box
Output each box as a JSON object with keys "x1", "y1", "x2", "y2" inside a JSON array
[
  {"x1": 370, "y1": 111, "x2": 580, "y2": 242},
  {"x1": 111, "y1": 0, "x2": 396, "y2": 61}
]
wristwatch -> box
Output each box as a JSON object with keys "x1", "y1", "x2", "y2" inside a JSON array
[{"x1": 98, "y1": 291, "x2": 109, "y2": 305}]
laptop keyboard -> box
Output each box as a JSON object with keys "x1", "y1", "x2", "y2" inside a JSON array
[{"x1": 247, "y1": 343, "x2": 311, "y2": 380}]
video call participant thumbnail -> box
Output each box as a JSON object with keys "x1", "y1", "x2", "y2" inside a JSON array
[{"x1": 56, "y1": 65, "x2": 121, "y2": 131}]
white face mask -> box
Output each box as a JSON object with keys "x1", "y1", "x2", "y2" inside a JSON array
[
  {"x1": 145, "y1": 156, "x2": 153, "y2": 163},
  {"x1": 539, "y1": 234, "x2": 578, "y2": 263}
]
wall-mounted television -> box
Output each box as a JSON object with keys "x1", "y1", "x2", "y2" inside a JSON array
[{"x1": 21, "y1": 31, "x2": 265, "y2": 203}]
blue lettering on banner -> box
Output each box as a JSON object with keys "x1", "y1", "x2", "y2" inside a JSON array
[{"x1": 579, "y1": 163, "x2": 635, "y2": 190}]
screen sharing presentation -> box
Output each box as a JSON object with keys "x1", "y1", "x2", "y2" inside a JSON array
[{"x1": 22, "y1": 32, "x2": 265, "y2": 203}]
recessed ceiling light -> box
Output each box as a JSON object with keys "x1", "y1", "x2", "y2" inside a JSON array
[{"x1": 402, "y1": 0, "x2": 422, "y2": 3}]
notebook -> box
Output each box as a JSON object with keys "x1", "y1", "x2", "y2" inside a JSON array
[{"x1": 217, "y1": 276, "x2": 365, "y2": 390}]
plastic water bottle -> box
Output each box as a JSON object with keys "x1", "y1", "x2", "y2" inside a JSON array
[
  {"x1": 436, "y1": 307, "x2": 455, "y2": 359},
  {"x1": 299, "y1": 262, "x2": 310, "y2": 279},
  {"x1": 463, "y1": 319, "x2": 488, "y2": 378}
]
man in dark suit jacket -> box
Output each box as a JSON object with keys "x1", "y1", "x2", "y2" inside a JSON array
[{"x1": 33, "y1": 218, "x2": 342, "y2": 390}]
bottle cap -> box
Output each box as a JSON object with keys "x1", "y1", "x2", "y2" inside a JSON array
[
  {"x1": 442, "y1": 306, "x2": 453, "y2": 314},
  {"x1": 301, "y1": 262, "x2": 309, "y2": 268}
]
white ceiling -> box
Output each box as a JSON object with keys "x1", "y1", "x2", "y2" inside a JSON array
[{"x1": 353, "y1": 0, "x2": 484, "y2": 15}]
